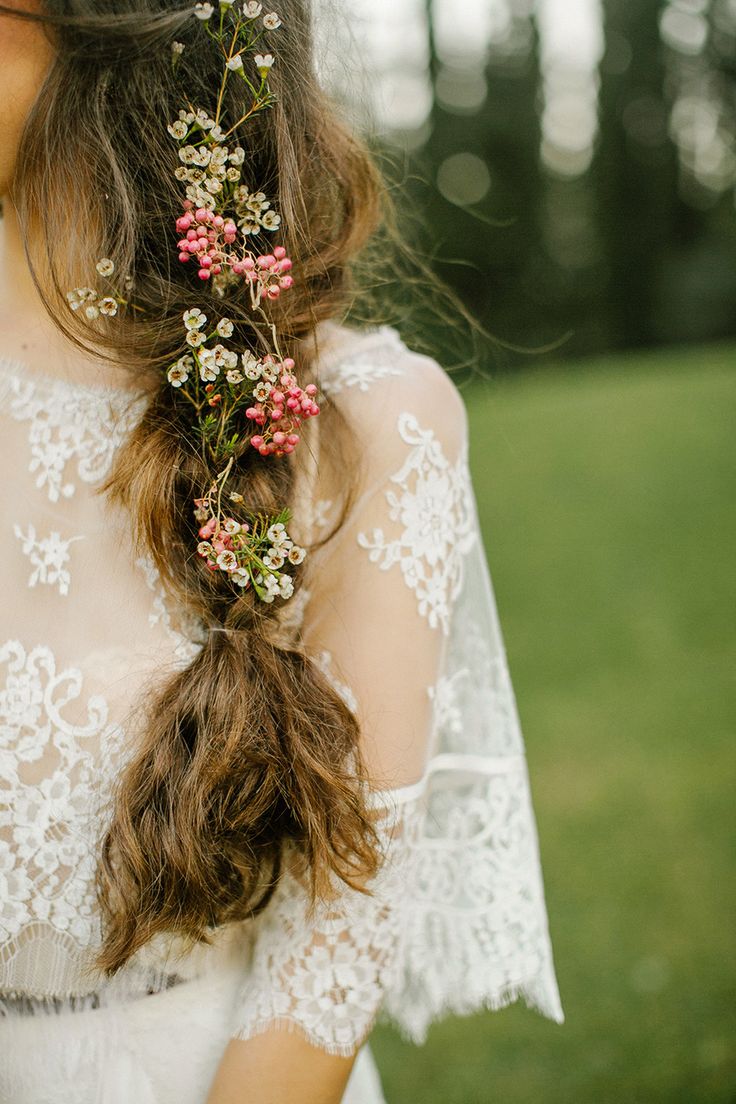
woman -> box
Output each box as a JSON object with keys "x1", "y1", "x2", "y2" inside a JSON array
[{"x1": 0, "y1": 2, "x2": 563, "y2": 1102}]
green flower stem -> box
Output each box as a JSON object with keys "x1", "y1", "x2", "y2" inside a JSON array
[
  {"x1": 214, "y1": 454, "x2": 234, "y2": 522},
  {"x1": 214, "y1": 22, "x2": 240, "y2": 126},
  {"x1": 223, "y1": 87, "x2": 270, "y2": 138}
]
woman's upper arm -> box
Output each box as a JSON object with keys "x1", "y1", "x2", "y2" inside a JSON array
[
  {"x1": 206, "y1": 1028, "x2": 356, "y2": 1104},
  {"x1": 300, "y1": 358, "x2": 470, "y2": 790}
]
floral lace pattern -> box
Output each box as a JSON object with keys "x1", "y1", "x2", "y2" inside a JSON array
[
  {"x1": 318, "y1": 325, "x2": 406, "y2": 395},
  {"x1": 235, "y1": 758, "x2": 563, "y2": 1054},
  {"x1": 382, "y1": 763, "x2": 563, "y2": 1041},
  {"x1": 135, "y1": 554, "x2": 206, "y2": 665},
  {"x1": 13, "y1": 524, "x2": 84, "y2": 597},
  {"x1": 357, "y1": 413, "x2": 477, "y2": 634},
  {"x1": 5, "y1": 371, "x2": 146, "y2": 502},
  {"x1": 0, "y1": 640, "x2": 122, "y2": 949},
  {"x1": 235, "y1": 795, "x2": 425, "y2": 1056}
]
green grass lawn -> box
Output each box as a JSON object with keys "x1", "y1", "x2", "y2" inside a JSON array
[{"x1": 370, "y1": 342, "x2": 736, "y2": 1104}]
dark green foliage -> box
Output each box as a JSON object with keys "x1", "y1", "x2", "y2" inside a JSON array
[{"x1": 389, "y1": 0, "x2": 736, "y2": 368}]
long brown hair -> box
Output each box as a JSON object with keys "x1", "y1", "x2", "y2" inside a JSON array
[{"x1": 5, "y1": 0, "x2": 387, "y2": 973}]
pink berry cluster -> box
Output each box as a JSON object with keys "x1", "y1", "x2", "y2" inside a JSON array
[
  {"x1": 231, "y1": 247, "x2": 293, "y2": 301},
  {"x1": 246, "y1": 356, "x2": 320, "y2": 457},
  {"x1": 176, "y1": 202, "x2": 294, "y2": 301},
  {"x1": 176, "y1": 203, "x2": 235, "y2": 280}
]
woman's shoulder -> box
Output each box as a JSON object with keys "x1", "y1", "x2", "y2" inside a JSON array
[
  {"x1": 292, "y1": 320, "x2": 470, "y2": 549},
  {"x1": 312, "y1": 318, "x2": 467, "y2": 444}
]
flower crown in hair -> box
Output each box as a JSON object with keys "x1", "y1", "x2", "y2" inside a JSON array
[{"x1": 67, "y1": 2, "x2": 315, "y2": 604}]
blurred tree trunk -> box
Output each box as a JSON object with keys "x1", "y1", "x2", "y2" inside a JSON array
[
  {"x1": 593, "y1": 0, "x2": 685, "y2": 348},
  {"x1": 408, "y1": 4, "x2": 546, "y2": 361}
]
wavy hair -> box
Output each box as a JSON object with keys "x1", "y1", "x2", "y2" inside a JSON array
[{"x1": 4, "y1": 0, "x2": 386, "y2": 973}]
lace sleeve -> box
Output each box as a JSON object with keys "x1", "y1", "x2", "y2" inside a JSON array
[
  {"x1": 230, "y1": 786, "x2": 427, "y2": 1057},
  {"x1": 229, "y1": 341, "x2": 563, "y2": 1055}
]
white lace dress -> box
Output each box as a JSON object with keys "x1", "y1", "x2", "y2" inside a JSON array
[{"x1": 0, "y1": 320, "x2": 563, "y2": 1103}]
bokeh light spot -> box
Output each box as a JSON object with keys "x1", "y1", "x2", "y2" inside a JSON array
[{"x1": 437, "y1": 152, "x2": 492, "y2": 206}]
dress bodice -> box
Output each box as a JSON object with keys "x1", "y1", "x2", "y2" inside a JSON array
[{"x1": 0, "y1": 320, "x2": 563, "y2": 1055}]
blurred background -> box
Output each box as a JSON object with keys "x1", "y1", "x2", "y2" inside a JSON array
[{"x1": 318, "y1": 2, "x2": 736, "y2": 1102}]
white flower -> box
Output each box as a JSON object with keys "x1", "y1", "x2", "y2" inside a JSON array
[
  {"x1": 179, "y1": 145, "x2": 197, "y2": 165},
  {"x1": 84, "y1": 304, "x2": 100, "y2": 320},
  {"x1": 259, "y1": 209, "x2": 281, "y2": 231},
  {"x1": 95, "y1": 258, "x2": 115, "y2": 277},
  {"x1": 242, "y1": 352, "x2": 262, "y2": 379},
  {"x1": 287, "y1": 545, "x2": 306, "y2": 564},
  {"x1": 222, "y1": 518, "x2": 241, "y2": 535},
  {"x1": 183, "y1": 307, "x2": 207, "y2": 330},
  {"x1": 197, "y1": 540, "x2": 213, "y2": 556},
  {"x1": 254, "y1": 53, "x2": 275, "y2": 75},
  {"x1": 216, "y1": 318, "x2": 234, "y2": 338},
  {"x1": 66, "y1": 286, "x2": 97, "y2": 311},
  {"x1": 226, "y1": 167, "x2": 242, "y2": 182},
  {"x1": 229, "y1": 491, "x2": 245, "y2": 504},
  {"x1": 167, "y1": 120, "x2": 188, "y2": 140},
  {"x1": 243, "y1": 1, "x2": 263, "y2": 16},
  {"x1": 179, "y1": 109, "x2": 195, "y2": 123},
  {"x1": 263, "y1": 12, "x2": 282, "y2": 29},
  {"x1": 229, "y1": 146, "x2": 245, "y2": 166},
  {"x1": 174, "y1": 166, "x2": 189, "y2": 181},
  {"x1": 172, "y1": 41, "x2": 185, "y2": 55},
  {"x1": 205, "y1": 176, "x2": 223, "y2": 193},
  {"x1": 210, "y1": 124, "x2": 225, "y2": 142},
  {"x1": 226, "y1": 368, "x2": 244, "y2": 384},
  {"x1": 278, "y1": 575, "x2": 294, "y2": 599},
  {"x1": 264, "y1": 573, "x2": 280, "y2": 595},
  {"x1": 192, "y1": 145, "x2": 211, "y2": 167},
  {"x1": 204, "y1": 343, "x2": 230, "y2": 368},
  {"x1": 199, "y1": 357, "x2": 220, "y2": 382},
  {"x1": 253, "y1": 381, "x2": 270, "y2": 402},
  {"x1": 263, "y1": 548, "x2": 286, "y2": 569},
  {"x1": 98, "y1": 297, "x2": 118, "y2": 317},
  {"x1": 238, "y1": 215, "x2": 260, "y2": 235},
  {"x1": 227, "y1": 54, "x2": 244, "y2": 71},
  {"x1": 194, "y1": 2, "x2": 214, "y2": 19},
  {"x1": 233, "y1": 568, "x2": 251, "y2": 588},
  {"x1": 260, "y1": 358, "x2": 280, "y2": 382},
  {"x1": 186, "y1": 184, "x2": 212, "y2": 207},
  {"x1": 216, "y1": 549, "x2": 238, "y2": 572},
  {"x1": 267, "y1": 522, "x2": 287, "y2": 543},
  {"x1": 245, "y1": 190, "x2": 268, "y2": 214},
  {"x1": 168, "y1": 356, "x2": 191, "y2": 387},
  {"x1": 187, "y1": 329, "x2": 206, "y2": 348}
]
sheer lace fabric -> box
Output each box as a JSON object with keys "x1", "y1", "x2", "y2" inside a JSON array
[{"x1": 0, "y1": 320, "x2": 562, "y2": 1068}]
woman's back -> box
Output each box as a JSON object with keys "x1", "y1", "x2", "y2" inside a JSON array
[{"x1": 0, "y1": 320, "x2": 562, "y2": 1035}]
